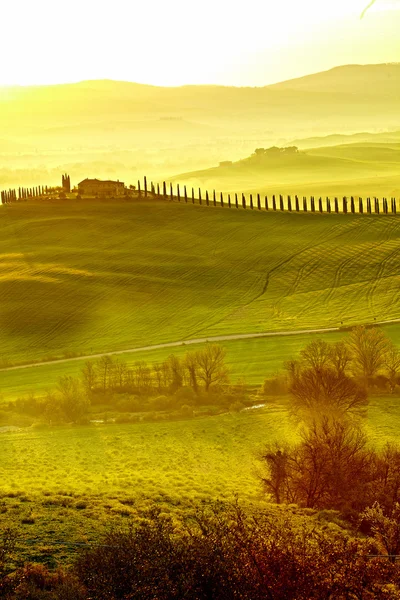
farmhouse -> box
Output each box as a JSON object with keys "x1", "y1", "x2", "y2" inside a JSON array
[{"x1": 78, "y1": 178, "x2": 125, "y2": 197}]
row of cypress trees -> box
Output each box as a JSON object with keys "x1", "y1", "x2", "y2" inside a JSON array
[
  {"x1": 0, "y1": 185, "x2": 54, "y2": 204},
  {"x1": 143, "y1": 179, "x2": 398, "y2": 215}
]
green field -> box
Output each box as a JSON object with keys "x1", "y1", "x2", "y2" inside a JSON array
[
  {"x1": 1, "y1": 199, "x2": 400, "y2": 362},
  {"x1": 2, "y1": 198, "x2": 400, "y2": 400}
]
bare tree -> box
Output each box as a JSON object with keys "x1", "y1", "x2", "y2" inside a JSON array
[
  {"x1": 57, "y1": 376, "x2": 90, "y2": 422},
  {"x1": 329, "y1": 340, "x2": 353, "y2": 376},
  {"x1": 261, "y1": 418, "x2": 373, "y2": 510},
  {"x1": 347, "y1": 326, "x2": 390, "y2": 382},
  {"x1": 300, "y1": 339, "x2": 332, "y2": 371},
  {"x1": 184, "y1": 351, "x2": 199, "y2": 394},
  {"x1": 98, "y1": 355, "x2": 114, "y2": 392},
  {"x1": 195, "y1": 344, "x2": 229, "y2": 392},
  {"x1": 289, "y1": 366, "x2": 367, "y2": 421},
  {"x1": 383, "y1": 343, "x2": 400, "y2": 393},
  {"x1": 81, "y1": 360, "x2": 97, "y2": 395}
]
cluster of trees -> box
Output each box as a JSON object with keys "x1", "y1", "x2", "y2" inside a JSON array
[
  {"x1": 264, "y1": 325, "x2": 400, "y2": 396},
  {"x1": 12, "y1": 345, "x2": 242, "y2": 424},
  {"x1": 252, "y1": 146, "x2": 299, "y2": 157},
  {"x1": 80, "y1": 344, "x2": 229, "y2": 397},
  {"x1": 2, "y1": 504, "x2": 400, "y2": 599},
  {"x1": 261, "y1": 327, "x2": 400, "y2": 520}
]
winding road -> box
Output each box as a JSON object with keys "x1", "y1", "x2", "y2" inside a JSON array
[{"x1": 2, "y1": 318, "x2": 400, "y2": 373}]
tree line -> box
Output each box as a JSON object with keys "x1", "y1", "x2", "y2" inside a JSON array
[{"x1": 11, "y1": 344, "x2": 243, "y2": 424}]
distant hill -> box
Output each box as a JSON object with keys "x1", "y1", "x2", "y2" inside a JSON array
[
  {"x1": 1, "y1": 63, "x2": 400, "y2": 135},
  {"x1": 270, "y1": 63, "x2": 400, "y2": 95},
  {"x1": 290, "y1": 129, "x2": 400, "y2": 150},
  {"x1": 1, "y1": 63, "x2": 399, "y2": 187},
  {"x1": 171, "y1": 141, "x2": 400, "y2": 198}
]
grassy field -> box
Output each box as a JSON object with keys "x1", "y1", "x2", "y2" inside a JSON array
[
  {"x1": 1, "y1": 199, "x2": 400, "y2": 363},
  {"x1": 0, "y1": 407, "x2": 292, "y2": 564},
  {"x1": 1, "y1": 392, "x2": 399, "y2": 565}
]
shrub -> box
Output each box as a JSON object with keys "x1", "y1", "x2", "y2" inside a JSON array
[{"x1": 74, "y1": 504, "x2": 400, "y2": 600}]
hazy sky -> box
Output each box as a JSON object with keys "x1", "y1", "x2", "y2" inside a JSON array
[{"x1": 1, "y1": 0, "x2": 399, "y2": 87}]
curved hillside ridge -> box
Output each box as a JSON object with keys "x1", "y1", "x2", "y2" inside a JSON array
[{"x1": 0, "y1": 200, "x2": 399, "y2": 365}]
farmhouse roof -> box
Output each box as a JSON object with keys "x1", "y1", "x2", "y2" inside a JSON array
[{"x1": 78, "y1": 178, "x2": 124, "y2": 185}]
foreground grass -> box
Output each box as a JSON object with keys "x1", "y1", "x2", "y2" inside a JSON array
[
  {"x1": 0, "y1": 392, "x2": 399, "y2": 566},
  {"x1": 0, "y1": 407, "x2": 292, "y2": 563},
  {"x1": 1, "y1": 199, "x2": 400, "y2": 368}
]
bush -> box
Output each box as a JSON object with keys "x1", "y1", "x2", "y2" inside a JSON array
[
  {"x1": 174, "y1": 387, "x2": 196, "y2": 405},
  {"x1": 74, "y1": 504, "x2": 400, "y2": 600},
  {"x1": 262, "y1": 375, "x2": 288, "y2": 396},
  {"x1": 148, "y1": 395, "x2": 173, "y2": 411}
]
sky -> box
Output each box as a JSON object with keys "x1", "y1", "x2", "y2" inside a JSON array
[{"x1": 0, "y1": 0, "x2": 399, "y2": 87}]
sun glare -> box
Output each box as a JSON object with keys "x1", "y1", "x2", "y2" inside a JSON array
[{"x1": 0, "y1": 0, "x2": 399, "y2": 87}]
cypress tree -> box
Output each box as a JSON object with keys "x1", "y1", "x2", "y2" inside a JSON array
[
  {"x1": 138, "y1": 180, "x2": 141, "y2": 196},
  {"x1": 157, "y1": 183, "x2": 160, "y2": 196},
  {"x1": 375, "y1": 198, "x2": 379, "y2": 214},
  {"x1": 250, "y1": 194, "x2": 253, "y2": 209},
  {"x1": 242, "y1": 194, "x2": 246, "y2": 209},
  {"x1": 220, "y1": 192, "x2": 224, "y2": 207},
  {"x1": 192, "y1": 188, "x2": 195, "y2": 204},
  {"x1": 334, "y1": 198, "x2": 339, "y2": 213},
  {"x1": 272, "y1": 195, "x2": 276, "y2": 211},
  {"x1": 288, "y1": 195, "x2": 292, "y2": 211},
  {"x1": 199, "y1": 188, "x2": 202, "y2": 205},
  {"x1": 228, "y1": 194, "x2": 231, "y2": 208},
  {"x1": 350, "y1": 196, "x2": 355, "y2": 214},
  {"x1": 359, "y1": 198, "x2": 363, "y2": 214},
  {"x1": 184, "y1": 186, "x2": 187, "y2": 203},
  {"x1": 144, "y1": 176, "x2": 148, "y2": 197},
  {"x1": 343, "y1": 197, "x2": 347, "y2": 214},
  {"x1": 206, "y1": 190, "x2": 209, "y2": 206},
  {"x1": 257, "y1": 193, "x2": 261, "y2": 210},
  {"x1": 280, "y1": 195, "x2": 284, "y2": 211},
  {"x1": 303, "y1": 197, "x2": 307, "y2": 212},
  {"x1": 213, "y1": 190, "x2": 216, "y2": 207},
  {"x1": 170, "y1": 183, "x2": 173, "y2": 201},
  {"x1": 163, "y1": 181, "x2": 167, "y2": 198},
  {"x1": 235, "y1": 193, "x2": 238, "y2": 209},
  {"x1": 295, "y1": 195, "x2": 299, "y2": 212},
  {"x1": 265, "y1": 196, "x2": 269, "y2": 211},
  {"x1": 177, "y1": 184, "x2": 180, "y2": 202}
]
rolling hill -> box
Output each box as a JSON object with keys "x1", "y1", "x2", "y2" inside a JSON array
[
  {"x1": 1, "y1": 198, "x2": 400, "y2": 370},
  {"x1": 171, "y1": 142, "x2": 400, "y2": 198}
]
